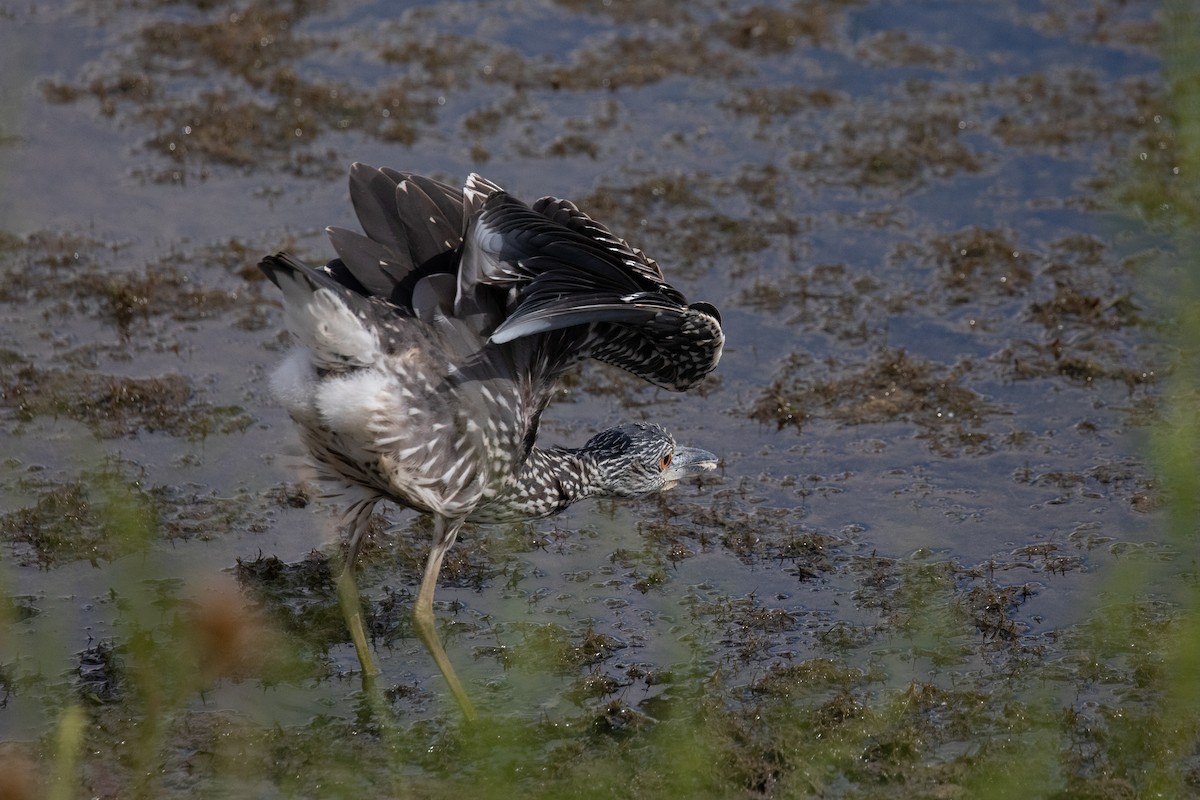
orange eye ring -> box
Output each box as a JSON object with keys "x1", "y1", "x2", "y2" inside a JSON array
[{"x1": 659, "y1": 453, "x2": 673, "y2": 471}]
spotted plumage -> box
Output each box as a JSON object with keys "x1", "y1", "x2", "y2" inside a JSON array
[{"x1": 259, "y1": 163, "x2": 724, "y2": 718}]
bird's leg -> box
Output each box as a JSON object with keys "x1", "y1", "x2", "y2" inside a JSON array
[
  {"x1": 413, "y1": 516, "x2": 477, "y2": 720},
  {"x1": 338, "y1": 567, "x2": 378, "y2": 682},
  {"x1": 338, "y1": 499, "x2": 379, "y2": 681}
]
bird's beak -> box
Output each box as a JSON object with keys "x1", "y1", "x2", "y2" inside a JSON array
[{"x1": 663, "y1": 445, "x2": 718, "y2": 487}]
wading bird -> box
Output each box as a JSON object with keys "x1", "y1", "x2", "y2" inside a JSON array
[{"x1": 259, "y1": 164, "x2": 724, "y2": 718}]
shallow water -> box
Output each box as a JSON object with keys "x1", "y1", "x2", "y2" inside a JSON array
[{"x1": 0, "y1": 0, "x2": 1186, "y2": 795}]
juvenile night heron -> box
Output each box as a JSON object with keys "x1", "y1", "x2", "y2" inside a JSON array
[{"x1": 259, "y1": 164, "x2": 724, "y2": 718}]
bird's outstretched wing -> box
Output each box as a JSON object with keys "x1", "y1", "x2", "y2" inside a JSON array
[
  {"x1": 272, "y1": 164, "x2": 724, "y2": 392},
  {"x1": 531, "y1": 194, "x2": 667, "y2": 286},
  {"x1": 458, "y1": 190, "x2": 724, "y2": 391}
]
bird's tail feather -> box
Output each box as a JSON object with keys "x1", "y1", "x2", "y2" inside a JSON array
[
  {"x1": 327, "y1": 165, "x2": 469, "y2": 307},
  {"x1": 259, "y1": 253, "x2": 380, "y2": 370}
]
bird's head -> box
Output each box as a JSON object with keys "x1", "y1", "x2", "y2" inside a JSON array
[{"x1": 582, "y1": 422, "x2": 717, "y2": 497}]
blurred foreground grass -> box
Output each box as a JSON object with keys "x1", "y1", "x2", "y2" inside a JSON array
[{"x1": 4, "y1": 6, "x2": 1200, "y2": 800}]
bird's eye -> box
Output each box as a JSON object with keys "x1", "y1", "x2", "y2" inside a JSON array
[{"x1": 659, "y1": 453, "x2": 673, "y2": 471}]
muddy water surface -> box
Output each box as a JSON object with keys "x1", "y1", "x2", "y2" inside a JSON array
[{"x1": 0, "y1": 1, "x2": 1188, "y2": 797}]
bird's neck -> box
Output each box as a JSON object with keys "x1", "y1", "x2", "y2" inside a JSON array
[{"x1": 471, "y1": 445, "x2": 601, "y2": 523}]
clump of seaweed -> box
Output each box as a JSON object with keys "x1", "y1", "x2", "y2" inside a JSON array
[
  {"x1": 0, "y1": 459, "x2": 275, "y2": 567},
  {"x1": 751, "y1": 349, "x2": 999, "y2": 456},
  {"x1": 0, "y1": 362, "x2": 250, "y2": 439},
  {"x1": 0, "y1": 461, "x2": 155, "y2": 567}
]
